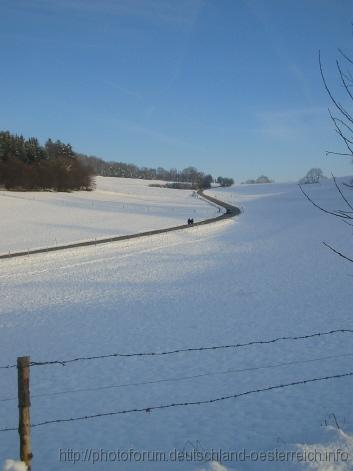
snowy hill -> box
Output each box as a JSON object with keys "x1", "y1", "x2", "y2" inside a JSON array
[
  {"x1": 1, "y1": 177, "x2": 353, "y2": 470},
  {"x1": 0, "y1": 176, "x2": 219, "y2": 254}
]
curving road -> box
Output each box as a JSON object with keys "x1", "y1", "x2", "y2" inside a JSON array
[{"x1": 0, "y1": 189, "x2": 240, "y2": 260}]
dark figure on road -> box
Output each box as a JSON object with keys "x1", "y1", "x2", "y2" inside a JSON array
[{"x1": 187, "y1": 218, "x2": 194, "y2": 225}]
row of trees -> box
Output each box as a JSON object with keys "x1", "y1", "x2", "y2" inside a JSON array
[
  {"x1": 79, "y1": 154, "x2": 234, "y2": 189},
  {"x1": 0, "y1": 130, "x2": 235, "y2": 191},
  {"x1": 0, "y1": 131, "x2": 94, "y2": 191},
  {"x1": 242, "y1": 175, "x2": 273, "y2": 184},
  {"x1": 216, "y1": 176, "x2": 234, "y2": 187}
]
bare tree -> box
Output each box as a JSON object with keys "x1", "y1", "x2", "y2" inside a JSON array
[
  {"x1": 299, "y1": 41, "x2": 353, "y2": 264},
  {"x1": 299, "y1": 168, "x2": 326, "y2": 184}
]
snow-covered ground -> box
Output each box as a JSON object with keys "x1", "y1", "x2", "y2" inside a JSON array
[
  {"x1": 0, "y1": 176, "x2": 219, "y2": 254},
  {"x1": 1, "y1": 177, "x2": 353, "y2": 471}
]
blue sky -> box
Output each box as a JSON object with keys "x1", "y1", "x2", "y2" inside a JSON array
[{"x1": 1, "y1": 0, "x2": 353, "y2": 182}]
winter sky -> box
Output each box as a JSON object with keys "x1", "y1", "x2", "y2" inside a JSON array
[{"x1": 1, "y1": 0, "x2": 353, "y2": 182}]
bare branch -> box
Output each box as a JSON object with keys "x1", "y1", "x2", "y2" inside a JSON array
[
  {"x1": 330, "y1": 115, "x2": 353, "y2": 135},
  {"x1": 333, "y1": 128, "x2": 353, "y2": 145},
  {"x1": 330, "y1": 112, "x2": 353, "y2": 144},
  {"x1": 343, "y1": 181, "x2": 353, "y2": 188},
  {"x1": 335, "y1": 209, "x2": 353, "y2": 215},
  {"x1": 337, "y1": 59, "x2": 353, "y2": 102},
  {"x1": 331, "y1": 173, "x2": 353, "y2": 211},
  {"x1": 342, "y1": 219, "x2": 353, "y2": 227},
  {"x1": 342, "y1": 70, "x2": 353, "y2": 86},
  {"x1": 329, "y1": 109, "x2": 353, "y2": 154},
  {"x1": 338, "y1": 48, "x2": 353, "y2": 67},
  {"x1": 319, "y1": 50, "x2": 353, "y2": 124},
  {"x1": 323, "y1": 241, "x2": 353, "y2": 264},
  {"x1": 298, "y1": 184, "x2": 353, "y2": 220},
  {"x1": 325, "y1": 151, "x2": 353, "y2": 157}
]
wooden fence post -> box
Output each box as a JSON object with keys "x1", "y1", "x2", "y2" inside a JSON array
[{"x1": 17, "y1": 356, "x2": 32, "y2": 470}]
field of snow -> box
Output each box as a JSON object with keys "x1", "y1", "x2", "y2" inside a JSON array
[
  {"x1": 0, "y1": 176, "x2": 220, "y2": 254},
  {"x1": 1, "y1": 177, "x2": 353, "y2": 471}
]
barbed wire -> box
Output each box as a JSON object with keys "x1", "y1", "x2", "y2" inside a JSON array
[
  {"x1": 1, "y1": 371, "x2": 352, "y2": 433},
  {"x1": 1, "y1": 328, "x2": 352, "y2": 370},
  {"x1": 1, "y1": 351, "x2": 352, "y2": 403}
]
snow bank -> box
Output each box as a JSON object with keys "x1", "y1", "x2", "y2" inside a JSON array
[
  {"x1": 2, "y1": 460, "x2": 27, "y2": 471},
  {"x1": 297, "y1": 427, "x2": 353, "y2": 470}
]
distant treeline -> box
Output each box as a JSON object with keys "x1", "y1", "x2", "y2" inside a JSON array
[
  {"x1": 0, "y1": 130, "x2": 234, "y2": 191},
  {"x1": 0, "y1": 131, "x2": 94, "y2": 191},
  {"x1": 78, "y1": 154, "x2": 234, "y2": 189},
  {"x1": 242, "y1": 175, "x2": 273, "y2": 184}
]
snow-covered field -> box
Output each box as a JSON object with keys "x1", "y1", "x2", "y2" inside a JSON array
[
  {"x1": 1, "y1": 177, "x2": 353, "y2": 471},
  {"x1": 0, "y1": 176, "x2": 219, "y2": 254}
]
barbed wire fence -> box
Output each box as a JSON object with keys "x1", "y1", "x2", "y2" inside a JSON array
[
  {"x1": 2, "y1": 328, "x2": 353, "y2": 469},
  {"x1": 2, "y1": 328, "x2": 351, "y2": 370}
]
